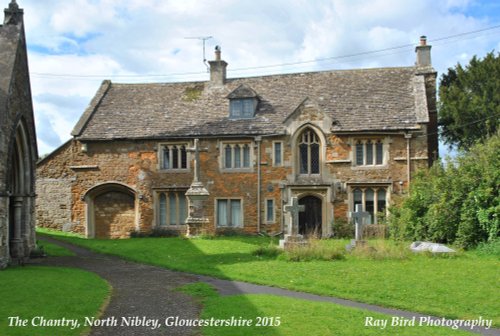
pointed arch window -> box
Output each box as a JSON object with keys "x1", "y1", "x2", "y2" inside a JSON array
[{"x1": 298, "y1": 128, "x2": 320, "y2": 175}]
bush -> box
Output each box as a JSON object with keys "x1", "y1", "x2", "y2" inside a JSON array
[
  {"x1": 130, "y1": 228, "x2": 180, "y2": 238},
  {"x1": 389, "y1": 133, "x2": 500, "y2": 248},
  {"x1": 474, "y1": 239, "x2": 500, "y2": 258},
  {"x1": 331, "y1": 218, "x2": 354, "y2": 239}
]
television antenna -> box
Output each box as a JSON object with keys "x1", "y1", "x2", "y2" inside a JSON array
[{"x1": 184, "y1": 36, "x2": 213, "y2": 71}]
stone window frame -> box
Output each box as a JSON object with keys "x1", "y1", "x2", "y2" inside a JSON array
[
  {"x1": 264, "y1": 198, "x2": 276, "y2": 224},
  {"x1": 272, "y1": 141, "x2": 283, "y2": 167},
  {"x1": 219, "y1": 141, "x2": 254, "y2": 172},
  {"x1": 298, "y1": 128, "x2": 321, "y2": 176},
  {"x1": 154, "y1": 188, "x2": 188, "y2": 228},
  {"x1": 350, "y1": 137, "x2": 389, "y2": 169},
  {"x1": 347, "y1": 184, "x2": 391, "y2": 224},
  {"x1": 158, "y1": 142, "x2": 190, "y2": 172},
  {"x1": 214, "y1": 197, "x2": 244, "y2": 228}
]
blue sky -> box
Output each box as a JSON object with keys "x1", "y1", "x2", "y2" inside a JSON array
[{"x1": 15, "y1": 0, "x2": 500, "y2": 155}]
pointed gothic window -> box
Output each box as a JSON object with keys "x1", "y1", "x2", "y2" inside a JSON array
[{"x1": 298, "y1": 128, "x2": 320, "y2": 175}]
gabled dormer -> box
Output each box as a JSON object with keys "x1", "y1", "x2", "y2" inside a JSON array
[{"x1": 227, "y1": 84, "x2": 258, "y2": 119}]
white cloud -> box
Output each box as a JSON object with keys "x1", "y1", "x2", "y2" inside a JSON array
[{"x1": 15, "y1": 0, "x2": 500, "y2": 155}]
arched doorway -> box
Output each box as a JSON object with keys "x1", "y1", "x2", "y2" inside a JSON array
[
  {"x1": 7, "y1": 121, "x2": 32, "y2": 259},
  {"x1": 299, "y1": 195, "x2": 322, "y2": 236},
  {"x1": 84, "y1": 183, "x2": 137, "y2": 239}
]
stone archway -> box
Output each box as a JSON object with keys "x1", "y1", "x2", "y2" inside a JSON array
[
  {"x1": 298, "y1": 195, "x2": 322, "y2": 236},
  {"x1": 84, "y1": 183, "x2": 138, "y2": 239},
  {"x1": 7, "y1": 121, "x2": 32, "y2": 259}
]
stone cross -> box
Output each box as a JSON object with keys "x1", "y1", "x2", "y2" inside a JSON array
[
  {"x1": 350, "y1": 204, "x2": 370, "y2": 241},
  {"x1": 186, "y1": 138, "x2": 207, "y2": 183},
  {"x1": 284, "y1": 197, "x2": 305, "y2": 236}
]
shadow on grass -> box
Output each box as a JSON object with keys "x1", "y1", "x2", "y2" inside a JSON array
[{"x1": 38, "y1": 232, "x2": 282, "y2": 336}]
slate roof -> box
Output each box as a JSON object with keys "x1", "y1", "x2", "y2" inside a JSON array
[{"x1": 73, "y1": 66, "x2": 431, "y2": 140}]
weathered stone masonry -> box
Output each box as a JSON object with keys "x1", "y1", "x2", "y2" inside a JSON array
[
  {"x1": 0, "y1": 1, "x2": 38, "y2": 267},
  {"x1": 37, "y1": 39, "x2": 438, "y2": 239}
]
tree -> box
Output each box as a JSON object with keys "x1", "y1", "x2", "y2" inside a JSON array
[
  {"x1": 389, "y1": 132, "x2": 499, "y2": 249},
  {"x1": 439, "y1": 52, "x2": 500, "y2": 150}
]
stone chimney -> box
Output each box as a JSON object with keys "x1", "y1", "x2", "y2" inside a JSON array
[
  {"x1": 4, "y1": 0, "x2": 23, "y2": 25},
  {"x1": 415, "y1": 35, "x2": 432, "y2": 68},
  {"x1": 208, "y1": 46, "x2": 227, "y2": 86}
]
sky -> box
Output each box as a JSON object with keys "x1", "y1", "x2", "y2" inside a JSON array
[{"x1": 14, "y1": 0, "x2": 500, "y2": 156}]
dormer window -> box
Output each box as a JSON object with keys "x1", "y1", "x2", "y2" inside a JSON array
[
  {"x1": 227, "y1": 84, "x2": 258, "y2": 119},
  {"x1": 230, "y1": 98, "x2": 256, "y2": 118}
]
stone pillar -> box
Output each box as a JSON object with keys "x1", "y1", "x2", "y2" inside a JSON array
[{"x1": 9, "y1": 196, "x2": 24, "y2": 259}]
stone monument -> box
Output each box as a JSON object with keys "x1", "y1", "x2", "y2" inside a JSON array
[
  {"x1": 279, "y1": 197, "x2": 308, "y2": 249},
  {"x1": 185, "y1": 139, "x2": 209, "y2": 236},
  {"x1": 346, "y1": 204, "x2": 370, "y2": 250}
]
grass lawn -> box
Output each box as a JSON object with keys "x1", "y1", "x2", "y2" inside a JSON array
[
  {"x1": 0, "y1": 266, "x2": 110, "y2": 336},
  {"x1": 36, "y1": 240, "x2": 75, "y2": 257},
  {"x1": 38, "y1": 229, "x2": 500, "y2": 327},
  {"x1": 177, "y1": 282, "x2": 472, "y2": 336}
]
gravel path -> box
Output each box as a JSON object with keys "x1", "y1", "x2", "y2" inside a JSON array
[{"x1": 34, "y1": 236, "x2": 499, "y2": 336}]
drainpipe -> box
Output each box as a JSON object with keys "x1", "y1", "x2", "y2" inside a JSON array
[
  {"x1": 255, "y1": 136, "x2": 262, "y2": 233},
  {"x1": 404, "y1": 133, "x2": 412, "y2": 189}
]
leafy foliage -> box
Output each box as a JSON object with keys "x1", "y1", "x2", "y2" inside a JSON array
[
  {"x1": 439, "y1": 52, "x2": 500, "y2": 149},
  {"x1": 390, "y1": 133, "x2": 500, "y2": 248}
]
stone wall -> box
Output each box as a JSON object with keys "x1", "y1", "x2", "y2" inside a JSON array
[
  {"x1": 37, "y1": 126, "x2": 431, "y2": 238},
  {"x1": 36, "y1": 178, "x2": 73, "y2": 230}
]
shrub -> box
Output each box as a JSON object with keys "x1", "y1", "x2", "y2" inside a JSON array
[
  {"x1": 389, "y1": 133, "x2": 500, "y2": 249},
  {"x1": 474, "y1": 239, "x2": 500, "y2": 258},
  {"x1": 331, "y1": 218, "x2": 354, "y2": 239},
  {"x1": 130, "y1": 228, "x2": 180, "y2": 238}
]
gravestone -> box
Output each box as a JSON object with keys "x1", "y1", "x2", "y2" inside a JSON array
[
  {"x1": 279, "y1": 197, "x2": 308, "y2": 249},
  {"x1": 185, "y1": 139, "x2": 209, "y2": 236},
  {"x1": 346, "y1": 204, "x2": 370, "y2": 250}
]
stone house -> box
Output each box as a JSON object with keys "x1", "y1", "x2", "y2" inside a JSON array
[
  {"x1": 0, "y1": 1, "x2": 38, "y2": 267},
  {"x1": 37, "y1": 39, "x2": 437, "y2": 238}
]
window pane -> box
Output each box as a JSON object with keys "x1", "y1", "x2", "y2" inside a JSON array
[
  {"x1": 299, "y1": 143, "x2": 308, "y2": 174},
  {"x1": 225, "y1": 145, "x2": 232, "y2": 168},
  {"x1": 217, "y1": 200, "x2": 228, "y2": 226},
  {"x1": 356, "y1": 143, "x2": 364, "y2": 165},
  {"x1": 274, "y1": 142, "x2": 282, "y2": 166},
  {"x1": 376, "y1": 141, "x2": 383, "y2": 164},
  {"x1": 159, "y1": 193, "x2": 167, "y2": 226},
  {"x1": 311, "y1": 143, "x2": 320, "y2": 174},
  {"x1": 179, "y1": 194, "x2": 187, "y2": 224},
  {"x1": 365, "y1": 189, "x2": 374, "y2": 223},
  {"x1": 243, "y1": 99, "x2": 254, "y2": 117},
  {"x1": 172, "y1": 146, "x2": 179, "y2": 169},
  {"x1": 234, "y1": 145, "x2": 241, "y2": 168},
  {"x1": 180, "y1": 146, "x2": 187, "y2": 169},
  {"x1": 230, "y1": 200, "x2": 241, "y2": 227},
  {"x1": 266, "y1": 199, "x2": 274, "y2": 222},
  {"x1": 231, "y1": 100, "x2": 242, "y2": 117},
  {"x1": 169, "y1": 193, "x2": 177, "y2": 225},
  {"x1": 162, "y1": 148, "x2": 170, "y2": 169},
  {"x1": 243, "y1": 145, "x2": 250, "y2": 167},
  {"x1": 377, "y1": 189, "x2": 386, "y2": 212},
  {"x1": 353, "y1": 188, "x2": 362, "y2": 211},
  {"x1": 366, "y1": 142, "x2": 373, "y2": 165}
]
